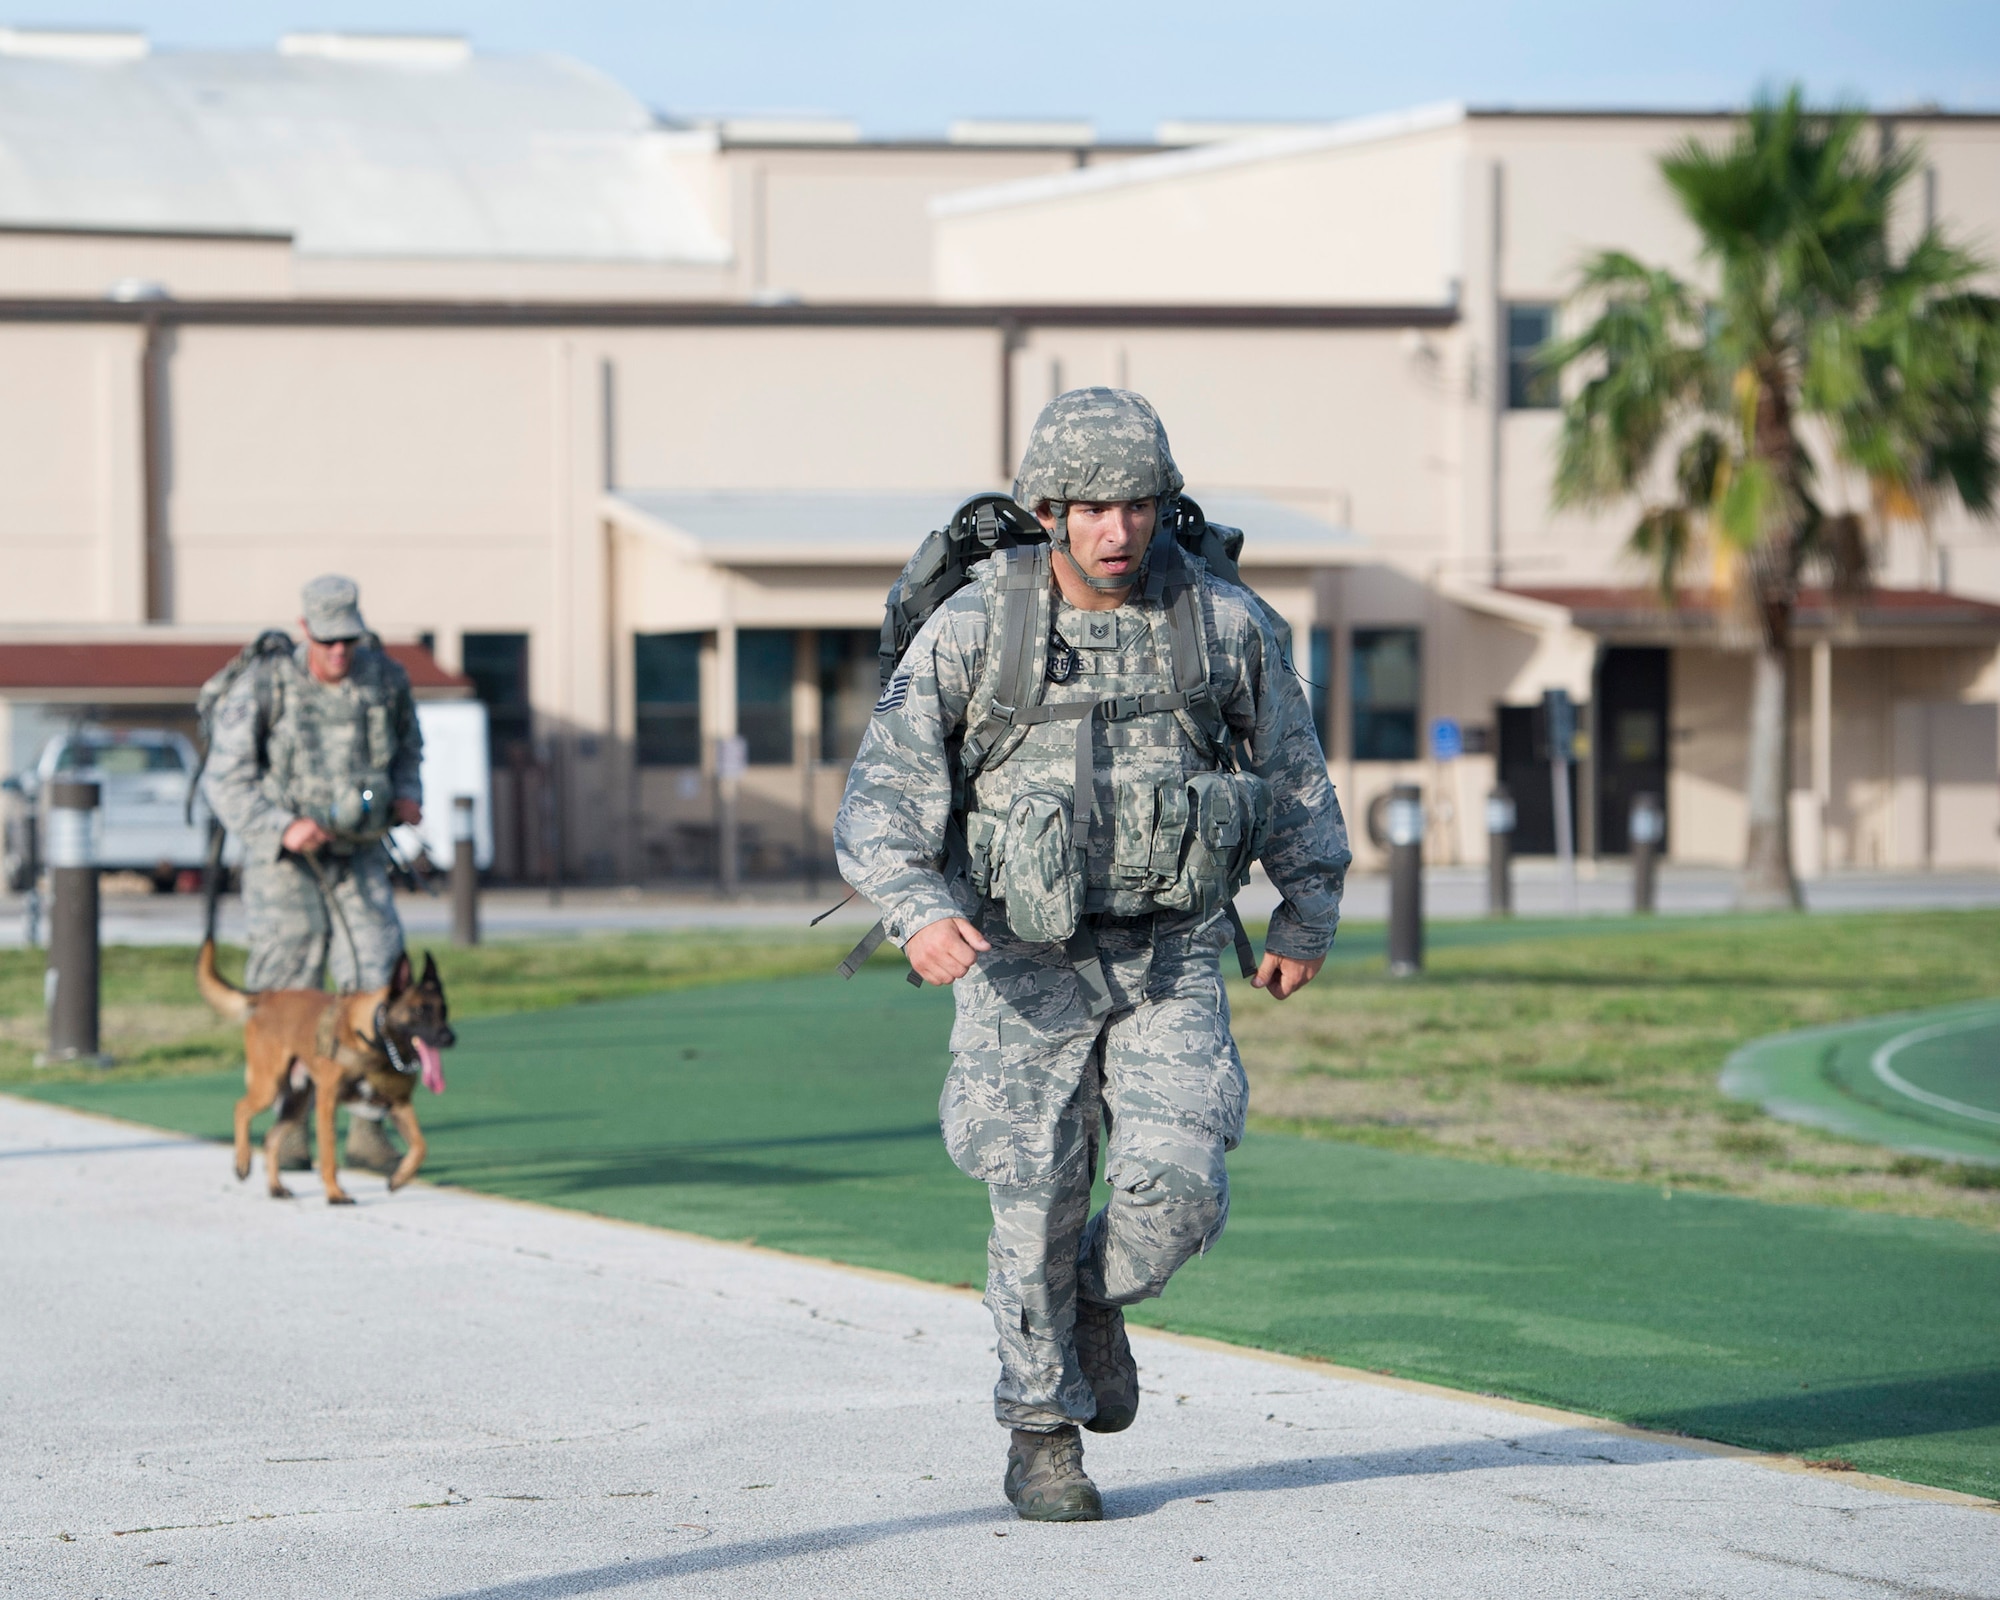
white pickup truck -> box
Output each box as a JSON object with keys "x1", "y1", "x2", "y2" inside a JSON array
[{"x1": 23, "y1": 729, "x2": 217, "y2": 890}]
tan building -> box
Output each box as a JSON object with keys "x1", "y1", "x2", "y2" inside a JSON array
[{"x1": 0, "y1": 32, "x2": 1994, "y2": 880}]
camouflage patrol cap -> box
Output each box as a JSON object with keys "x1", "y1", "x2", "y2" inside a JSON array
[
  {"x1": 1011, "y1": 387, "x2": 1184, "y2": 509},
  {"x1": 300, "y1": 574, "x2": 366, "y2": 642}
]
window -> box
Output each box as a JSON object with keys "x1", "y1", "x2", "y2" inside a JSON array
[
  {"x1": 58, "y1": 739, "x2": 184, "y2": 774},
  {"x1": 1351, "y1": 628, "x2": 1420, "y2": 761},
  {"x1": 634, "y1": 633, "x2": 702, "y2": 766},
  {"x1": 818, "y1": 629, "x2": 879, "y2": 765},
  {"x1": 1308, "y1": 627, "x2": 1334, "y2": 755},
  {"x1": 737, "y1": 629, "x2": 795, "y2": 765},
  {"x1": 461, "y1": 632, "x2": 531, "y2": 762},
  {"x1": 1506, "y1": 302, "x2": 1559, "y2": 410}
]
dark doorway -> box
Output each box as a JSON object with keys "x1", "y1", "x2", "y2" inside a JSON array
[
  {"x1": 461, "y1": 632, "x2": 531, "y2": 765},
  {"x1": 1497, "y1": 702, "x2": 1582, "y2": 856},
  {"x1": 1595, "y1": 647, "x2": 1670, "y2": 855}
]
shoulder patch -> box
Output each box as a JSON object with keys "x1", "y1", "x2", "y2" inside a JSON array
[{"x1": 874, "y1": 673, "x2": 911, "y2": 715}]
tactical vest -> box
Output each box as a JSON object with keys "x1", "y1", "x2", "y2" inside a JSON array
[
  {"x1": 840, "y1": 536, "x2": 1270, "y2": 1009},
  {"x1": 260, "y1": 647, "x2": 405, "y2": 851}
]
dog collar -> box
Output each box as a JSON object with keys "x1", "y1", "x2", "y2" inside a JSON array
[{"x1": 368, "y1": 1003, "x2": 419, "y2": 1076}]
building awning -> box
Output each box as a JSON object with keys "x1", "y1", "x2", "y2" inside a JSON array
[
  {"x1": 1496, "y1": 586, "x2": 2000, "y2": 648},
  {"x1": 0, "y1": 637, "x2": 471, "y2": 702},
  {"x1": 604, "y1": 489, "x2": 1366, "y2": 569}
]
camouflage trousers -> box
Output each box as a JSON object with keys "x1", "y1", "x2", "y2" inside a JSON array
[
  {"x1": 242, "y1": 844, "x2": 405, "y2": 993},
  {"x1": 942, "y1": 907, "x2": 1247, "y2": 1431}
]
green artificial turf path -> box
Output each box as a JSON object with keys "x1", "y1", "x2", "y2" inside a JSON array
[
  {"x1": 18, "y1": 965, "x2": 2000, "y2": 1500},
  {"x1": 1724, "y1": 999, "x2": 2000, "y2": 1166}
]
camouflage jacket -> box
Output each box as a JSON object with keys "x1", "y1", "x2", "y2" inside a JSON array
[
  {"x1": 202, "y1": 642, "x2": 422, "y2": 863},
  {"x1": 835, "y1": 558, "x2": 1350, "y2": 960}
]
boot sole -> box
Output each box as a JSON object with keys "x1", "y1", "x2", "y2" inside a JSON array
[{"x1": 1010, "y1": 1493, "x2": 1104, "y2": 1523}]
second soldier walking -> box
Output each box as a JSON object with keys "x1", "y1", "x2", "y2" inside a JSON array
[{"x1": 201, "y1": 574, "x2": 424, "y2": 1176}]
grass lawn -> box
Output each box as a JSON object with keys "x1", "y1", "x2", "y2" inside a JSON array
[{"x1": 1237, "y1": 909, "x2": 2000, "y2": 1228}]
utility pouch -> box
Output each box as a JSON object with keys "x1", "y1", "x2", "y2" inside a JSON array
[
  {"x1": 1157, "y1": 770, "x2": 1272, "y2": 917},
  {"x1": 995, "y1": 790, "x2": 1081, "y2": 944}
]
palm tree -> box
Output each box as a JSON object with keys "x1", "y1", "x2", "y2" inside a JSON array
[{"x1": 1545, "y1": 90, "x2": 2000, "y2": 908}]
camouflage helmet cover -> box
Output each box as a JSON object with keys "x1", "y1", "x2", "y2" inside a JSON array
[{"x1": 1011, "y1": 387, "x2": 1184, "y2": 509}]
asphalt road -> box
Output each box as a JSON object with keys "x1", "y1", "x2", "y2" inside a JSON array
[
  {"x1": 3, "y1": 863, "x2": 1998, "y2": 948},
  {"x1": 3, "y1": 1095, "x2": 1993, "y2": 1600}
]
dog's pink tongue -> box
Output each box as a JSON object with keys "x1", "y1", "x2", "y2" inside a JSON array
[{"x1": 416, "y1": 1037, "x2": 446, "y2": 1095}]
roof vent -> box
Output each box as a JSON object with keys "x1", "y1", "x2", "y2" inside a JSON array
[
  {"x1": 278, "y1": 32, "x2": 471, "y2": 66},
  {"x1": 0, "y1": 26, "x2": 148, "y2": 61},
  {"x1": 106, "y1": 278, "x2": 172, "y2": 303},
  {"x1": 949, "y1": 118, "x2": 1095, "y2": 147}
]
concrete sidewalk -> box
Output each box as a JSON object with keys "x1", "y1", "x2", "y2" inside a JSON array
[
  {"x1": 3, "y1": 1097, "x2": 1994, "y2": 1599},
  {"x1": 3, "y1": 863, "x2": 1998, "y2": 948}
]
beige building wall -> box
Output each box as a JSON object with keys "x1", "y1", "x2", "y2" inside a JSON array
[
  {"x1": 935, "y1": 110, "x2": 1468, "y2": 306},
  {"x1": 0, "y1": 322, "x2": 147, "y2": 625}
]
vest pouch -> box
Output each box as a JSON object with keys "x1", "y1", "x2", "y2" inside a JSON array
[
  {"x1": 996, "y1": 790, "x2": 1081, "y2": 944},
  {"x1": 1158, "y1": 770, "x2": 1273, "y2": 917}
]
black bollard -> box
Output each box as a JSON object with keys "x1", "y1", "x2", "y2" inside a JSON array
[
  {"x1": 452, "y1": 794, "x2": 480, "y2": 947},
  {"x1": 1387, "y1": 783, "x2": 1424, "y2": 977},
  {"x1": 1630, "y1": 792, "x2": 1663, "y2": 915},
  {"x1": 1486, "y1": 785, "x2": 1516, "y2": 917},
  {"x1": 42, "y1": 779, "x2": 107, "y2": 1066}
]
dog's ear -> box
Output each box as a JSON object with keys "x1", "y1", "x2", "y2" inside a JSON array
[
  {"x1": 420, "y1": 950, "x2": 440, "y2": 988},
  {"x1": 389, "y1": 952, "x2": 413, "y2": 996}
]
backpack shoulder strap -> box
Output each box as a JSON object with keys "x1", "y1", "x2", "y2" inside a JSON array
[
  {"x1": 1154, "y1": 544, "x2": 1231, "y2": 761},
  {"x1": 960, "y1": 543, "x2": 1052, "y2": 780}
]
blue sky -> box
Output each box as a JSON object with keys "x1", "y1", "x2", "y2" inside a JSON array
[{"x1": 15, "y1": 1, "x2": 2000, "y2": 137}]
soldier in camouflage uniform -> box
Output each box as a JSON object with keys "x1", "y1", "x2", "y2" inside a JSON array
[
  {"x1": 202, "y1": 575, "x2": 424, "y2": 1174},
  {"x1": 835, "y1": 390, "x2": 1349, "y2": 1521}
]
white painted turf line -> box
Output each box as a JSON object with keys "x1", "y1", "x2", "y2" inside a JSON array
[{"x1": 2, "y1": 1093, "x2": 1995, "y2": 1600}]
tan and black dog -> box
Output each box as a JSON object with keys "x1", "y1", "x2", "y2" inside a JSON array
[{"x1": 197, "y1": 940, "x2": 454, "y2": 1205}]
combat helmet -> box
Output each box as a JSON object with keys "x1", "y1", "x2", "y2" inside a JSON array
[
  {"x1": 1012, "y1": 388, "x2": 1183, "y2": 591},
  {"x1": 1013, "y1": 387, "x2": 1184, "y2": 508}
]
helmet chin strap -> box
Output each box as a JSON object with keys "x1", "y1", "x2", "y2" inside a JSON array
[{"x1": 1051, "y1": 502, "x2": 1148, "y2": 595}]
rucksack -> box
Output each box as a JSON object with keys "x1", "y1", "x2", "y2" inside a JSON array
[
  {"x1": 186, "y1": 628, "x2": 296, "y2": 822},
  {"x1": 836, "y1": 493, "x2": 1288, "y2": 986}
]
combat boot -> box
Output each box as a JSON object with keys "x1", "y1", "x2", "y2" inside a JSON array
[
  {"x1": 1075, "y1": 1299, "x2": 1139, "y2": 1433},
  {"x1": 1003, "y1": 1425, "x2": 1103, "y2": 1522},
  {"x1": 272, "y1": 1119, "x2": 311, "y2": 1172},
  {"x1": 344, "y1": 1113, "x2": 402, "y2": 1175}
]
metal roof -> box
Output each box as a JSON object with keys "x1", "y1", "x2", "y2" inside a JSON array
[
  {"x1": 606, "y1": 489, "x2": 1364, "y2": 567},
  {"x1": 0, "y1": 46, "x2": 730, "y2": 262}
]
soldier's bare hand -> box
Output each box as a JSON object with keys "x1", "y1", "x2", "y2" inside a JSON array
[
  {"x1": 281, "y1": 817, "x2": 331, "y2": 855},
  {"x1": 906, "y1": 916, "x2": 991, "y2": 986},
  {"x1": 1252, "y1": 952, "x2": 1323, "y2": 1000},
  {"x1": 393, "y1": 799, "x2": 422, "y2": 827}
]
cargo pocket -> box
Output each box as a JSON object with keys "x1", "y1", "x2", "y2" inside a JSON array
[
  {"x1": 939, "y1": 1014, "x2": 1075, "y2": 1187},
  {"x1": 995, "y1": 790, "x2": 1079, "y2": 944}
]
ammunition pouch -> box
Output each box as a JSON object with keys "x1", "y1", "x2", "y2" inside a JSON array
[
  {"x1": 987, "y1": 790, "x2": 1081, "y2": 944},
  {"x1": 1154, "y1": 770, "x2": 1272, "y2": 918},
  {"x1": 969, "y1": 767, "x2": 1270, "y2": 937}
]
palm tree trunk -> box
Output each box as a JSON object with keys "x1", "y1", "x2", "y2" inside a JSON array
[{"x1": 1739, "y1": 639, "x2": 1802, "y2": 909}]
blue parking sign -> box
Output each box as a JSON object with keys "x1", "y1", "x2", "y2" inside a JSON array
[{"x1": 1430, "y1": 717, "x2": 1463, "y2": 760}]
